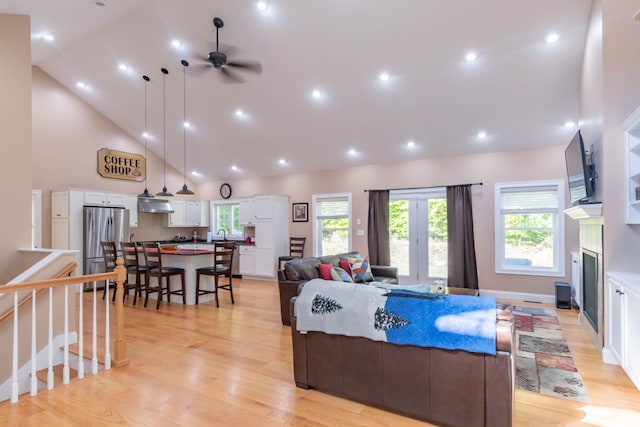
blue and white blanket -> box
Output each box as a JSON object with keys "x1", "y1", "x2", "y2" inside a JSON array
[{"x1": 295, "y1": 279, "x2": 497, "y2": 355}]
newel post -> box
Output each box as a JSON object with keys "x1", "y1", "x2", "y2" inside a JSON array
[{"x1": 112, "y1": 259, "x2": 129, "y2": 367}]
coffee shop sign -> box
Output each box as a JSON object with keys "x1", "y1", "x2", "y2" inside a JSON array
[{"x1": 97, "y1": 148, "x2": 145, "y2": 182}]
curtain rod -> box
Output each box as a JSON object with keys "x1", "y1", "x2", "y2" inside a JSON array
[{"x1": 363, "y1": 182, "x2": 483, "y2": 192}]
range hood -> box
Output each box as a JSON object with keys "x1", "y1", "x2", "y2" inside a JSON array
[{"x1": 137, "y1": 198, "x2": 174, "y2": 214}]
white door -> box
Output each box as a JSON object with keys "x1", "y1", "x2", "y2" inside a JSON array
[{"x1": 389, "y1": 189, "x2": 447, "y2": 285}]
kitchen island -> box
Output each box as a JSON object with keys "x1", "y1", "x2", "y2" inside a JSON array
[{"x1": 133, "y1": 244, "x2": 233, "y2": 305}]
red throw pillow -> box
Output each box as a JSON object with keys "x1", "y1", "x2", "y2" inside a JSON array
[
  {"x1": 339, "y1": 260, "x2": 353, "y2": 278},
  {"x1": 317, "y1": 263, "x2": 333, "y2": 280}
]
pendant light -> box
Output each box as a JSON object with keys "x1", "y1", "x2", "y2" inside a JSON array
[
  {"x1": 138, "y1": 74, "x2": 155, "y2": 198},
  {"x1": 176, "y1": 59, "x2": 194, "y2": 195},
  {"x1": 156, "y1": 67, "x2": 173, "y2": 197}
]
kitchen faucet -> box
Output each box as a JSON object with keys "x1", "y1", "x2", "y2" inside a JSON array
[{"x1": 217, "y1": 228, "x2": 227, "y2": 241}]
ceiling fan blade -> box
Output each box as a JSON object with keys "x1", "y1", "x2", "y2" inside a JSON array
[
  {"x1": 226, "y1": 60, "x2": 262, "y2": 74},
  {"x1": 189, "y1": 63, "x2": 213, "y2": 77},
  {"x1": 220, "y1": 67, "x2": 245, "y2": 84}
]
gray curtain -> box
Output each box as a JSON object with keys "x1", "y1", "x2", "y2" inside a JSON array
[
  {"x1": 367, "y1": 190, "x2": 390, "y2": 266},
  {"x1": 446, "y1": 185, "x2": 478, "y2": 289}
]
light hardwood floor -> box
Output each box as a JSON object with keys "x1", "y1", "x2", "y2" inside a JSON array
[{"x1": 1, "y1": 279, "x2": 639, "y2": 426}]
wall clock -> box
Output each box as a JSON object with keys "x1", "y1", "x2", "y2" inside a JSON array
[{"x1": 220, "y1": 183, "x2": 232, "y2": 199}]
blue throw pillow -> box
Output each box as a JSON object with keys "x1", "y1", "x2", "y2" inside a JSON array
[{"x1": 331, "y1": 266, "x2": 353, "y2": 283}]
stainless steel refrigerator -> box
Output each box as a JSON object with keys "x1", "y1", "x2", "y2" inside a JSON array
[{"x1": 83, "y1": 205, "x2": 130, "y2": 291}]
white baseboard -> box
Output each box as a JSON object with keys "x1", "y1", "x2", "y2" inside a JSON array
[
  {"x1": 479, "y1": 289, "x2": 555, "y2": 304},
  {"x1": 602, "y1": 347, "x2": 620, "y2": 365}
]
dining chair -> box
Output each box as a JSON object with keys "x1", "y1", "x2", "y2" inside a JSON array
[
  {"x1": 277, "y1": 237, "x2": 306, "y2": 270},
  {"x1": 195, "y1": 241, "x2": 236, "y2": 306},
  {"x1": 100, "y1": 241, "x2": 118, "y2": 301},
  {"x1": 120, "y1": 241, "x2": 146, "y2": 305},
  {"x1": 141, "y1": 242, "x2": 186, "y2": 309}
]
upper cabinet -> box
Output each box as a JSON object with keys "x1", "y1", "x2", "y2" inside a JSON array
[
  {"x1": 168, "y1": 200, "x2": 210, "y2": 227},
  {"x1": 84, "y1": 191, "x2": 126, "y2": 206},
  {"x1": 125, "y1": 196, "x2": 138, "y2": 227},
  {"x1": 624, "y1": 106, "x2": 640, "y2": 224},
  {"x1": 51, "y1": 191, "x2": 69, "y2": 218},
  {"x1": 239, "y1": 198, "x2": 255, "y2": 225},
  {"x1": 254, "y1": 196, "x2": 275, "y2": 219}
]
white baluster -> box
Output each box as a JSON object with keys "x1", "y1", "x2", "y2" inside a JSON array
[
  {"x1": 63, "y1": 284, "x2": 70, "y2": 384},
  {"x1": 105, "y1": 277, "x2": 111, "y2": 370},
  {"x1": 30, "y1": 290, "x2": 37, "y2": 396},
  {"x1": 77, "y1": 283, "x2": 84, "y2": 379},
  {"x1": 92, "y1": 281, "x2": 98, "y2": 374},
  {"x1": 47, "y1": 287, "x2": 53, "y2": 390},
  {"x1": 11, "y1": 293, "x2": 19, "y2": 403}
]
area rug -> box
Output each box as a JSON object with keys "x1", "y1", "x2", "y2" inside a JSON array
[{"x1": 511, "y1": 305, "x2": 590, "y2": 403}]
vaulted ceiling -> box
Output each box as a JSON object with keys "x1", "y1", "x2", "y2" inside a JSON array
[{"x1": 1, "y1": 0, "x2": 593, "y2": 182}]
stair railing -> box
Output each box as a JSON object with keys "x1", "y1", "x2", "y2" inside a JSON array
[{"x1": 0, "y1": 259, "x2": 128, "y2": 403}]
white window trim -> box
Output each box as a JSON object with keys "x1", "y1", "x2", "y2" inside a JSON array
[
  {"x1": 32, "y1": 189, "x2": 42, "y2": 249},
  {"x1": 210, "y1": 200, "x2": 243, "y2": 239},
  {"x1": 494, "y1": 180, "x2": 565, "y2": 277},
  {"x1": 311, "y1": 192, "x2": 352, "y2": 257}
]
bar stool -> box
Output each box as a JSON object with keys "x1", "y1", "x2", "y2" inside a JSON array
[
  {"x1": 120, "y1": 241, "x2": 146, "y2": 305},
  {"x1": 277, "y1": 237, "x2": 306, "y2": 270},
  {"x1": 141, "y1": 242, "x2": 186, "y2": 309},
  {"x1": 100, "y1": 241, "x2": 118, "y2": 301},
  {"x1": 195, "y1": 241, "x2": 236, "y2": 306}
]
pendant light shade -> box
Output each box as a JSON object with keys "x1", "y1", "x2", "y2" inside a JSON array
[
  {"x1": 176, "y1": 59, "x2": 194, "y2": 195},
  {"x1": 156, "y1": 67, "x2": 173, "y2": 197},
  {"x1": 138, "y1": 74, "x2": 155, "y2": 198}
]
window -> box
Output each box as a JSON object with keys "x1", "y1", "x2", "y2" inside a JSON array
[
  {"x1": 495, "y1": 180, "x2": 564, "y2": 276},
  {"x1": 212, "y1": 202, "x2": 243, "y2": 238},
  {"x1": 312, "y1": 193, "x2": 351, "y2": 256}
]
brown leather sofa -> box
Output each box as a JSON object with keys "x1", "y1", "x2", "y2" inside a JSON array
[
  {"x1": 290, "y1": 298, "x2": 515, "y2": 427},
  {"x1": 277, "y1": 251, "x2": 398, "y2": 325}
]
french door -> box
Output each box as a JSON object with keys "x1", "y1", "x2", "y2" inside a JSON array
[{"x1": 389, "y1": 189, "x2": 447, "y2": 285}]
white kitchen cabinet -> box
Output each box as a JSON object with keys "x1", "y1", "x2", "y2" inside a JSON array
[
  {"x1": 239, "y1": 199, "x2": 255, "y2": 225},
  {"x1": 84, "y1": 191, "x2": 126, "y2": 206},
  {"x1": 255, "y1": 219, "x2": 274, "y2": 248},
  {"x1": 624, "y1": 106, "x2": 640, "y2": 224},
  {"x1": 51, "y1": 191, "x2": 69, "y2": 218},
  {"x1": 239, "y1": 245, "x2": 255, "y2": 275},
  {"x1": 51, "y1": 218, "x2": 69, "y2": 249},
  {"x1": 185, "y1": 200, "x2": 209, "y2": 227},
  {"x1": 254, "y1": 196, "x2": 274, "y2": 219},
  {"x1": 168, "y1": 200, "x2": 187, "y2": 227},
  {"x1": 605, "y1": 272, "x2": 640, "y2": 390},
  {"x1": 125, "y1": 196, "x2": 138, "y2": 227},
  {"x1": 254, "y1": 247, "x2": 275, "y2": 277}
]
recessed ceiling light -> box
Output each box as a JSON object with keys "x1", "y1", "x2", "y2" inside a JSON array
[
  {"x1": 348, "y1": 148, "x2": 357, "y2": 156},
  {"x1": 279, "y1": 158, "x2": 287, "y2": 165},
  {"x1": 311, "y1": 89, "x2": 322, "y2": 99},
  {"x1": 191, "y1": 171, "x2": 202, "y2": 177},
  {"x1": 545, "y1": 32, "x2": 559, "y2": 44},
  {"x1": 142, "y1": 132, "x2": 150, "y2": 139},
  {"x1": 235, "y1": 109, "x2": 245, "y2": 117},
  {"x1": 465, "y1": 52, "x2": 477, "y2": 62},
  {"x1": 183, "y1": 121, "x2": 191, "y2": 128},
  {"x1": 477, "y1": 131, "x2": 487, "y2": 139},
  {"x1": 564, "y1": 121, "x2": 576, "y2": 128},
  {"x1": 406, "y1": 140, "x2": 416, "y2": 148},
  {"x1": 171, "y1": 39, "x2": 181, "y2": 48},
  {"x1": 118, "y1": 63, "x2": 128, "y2": 71},
  {"x1": 378, "y1": 72, "x2": 390, "y2": 81},
  {"x1": 76, "y1": 81, "x2": 87, "y2": 89},
  {"x1": 43, "y1": 34, "x2": 54, "y2": 42},
  {"x1": 256, "y1": 1, "x2": 268, "y2": 11},
  {"x1": 231, "y1": 165, "x2": 239, "y2": 171}
]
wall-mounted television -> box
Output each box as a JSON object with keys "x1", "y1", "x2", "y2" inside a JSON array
[{"x1": 565, "y1": 130, "x2": 595, "y2": 205}]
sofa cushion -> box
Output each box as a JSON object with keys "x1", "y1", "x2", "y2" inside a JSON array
[
  {"x1": 349, "y1": 256, "x2": 374, "y2": 283},
  {"x1": 285, "y1": 257, "x2": 321, "y2": 281},
  {"x1": 319, "y1": 255, "x2": 341, "y2": 267},
  {"x1": 331, "y1": 266, "x2": 353, "y2": 282},
  {"x1": 318, "y1": 263, "x2": 333, "y2": 280}
]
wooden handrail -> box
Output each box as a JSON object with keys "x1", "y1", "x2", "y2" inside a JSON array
[
  {"x1": 0, "y1": 259, "x2": 129, "y2": 368},
  {"x1": 0, "y1": 262, "x2": 77, "y2": 325}
]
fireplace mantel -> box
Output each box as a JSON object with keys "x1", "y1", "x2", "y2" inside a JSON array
[{"x1": 564, "y1": 202, "x2": 603, "y2": 220}]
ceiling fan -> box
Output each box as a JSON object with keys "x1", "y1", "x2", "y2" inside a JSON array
[{"x1": 195, "y1": 17, "x2": 262, "y2": 83}]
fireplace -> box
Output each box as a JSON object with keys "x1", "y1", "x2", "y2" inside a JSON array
[{"x1": 581, "y1": 248, "x2": 599, "y2": 333}]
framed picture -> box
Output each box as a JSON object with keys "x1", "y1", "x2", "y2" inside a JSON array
[{"x1": 292, "y1": 202, "x2": 308, "y2": 222}]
